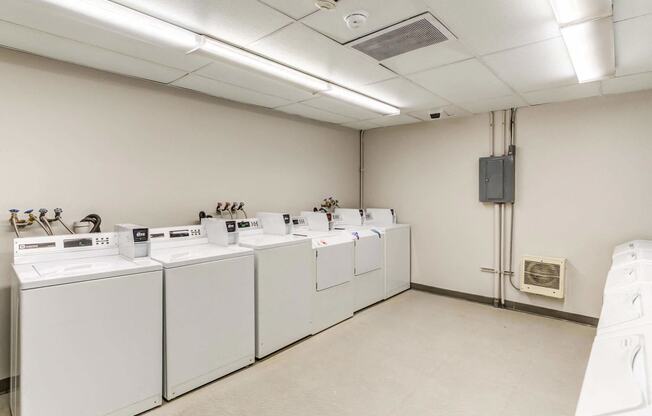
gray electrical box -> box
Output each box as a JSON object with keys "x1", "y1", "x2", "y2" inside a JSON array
[{"x1": 479, "y1": 154, "x2": 515, "y2": 203}]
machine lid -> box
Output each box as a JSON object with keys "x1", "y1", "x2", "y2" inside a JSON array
[
  {"x1": 238, "y1": 234, "x2": 310, "y2": 249},
  {"x1": 14, "y1": 255, "x2": 162, "y2": 289},
  {"x1": 332, "y1": 226, "x2": 384, "y2": 239},
  {"x1": 576, "y1": 329, "x2": 649, "y2": 415},
  {"x1": 614, "y1": 240, "x2": 652, "y2": 258},
  {"x1": 605, "y1": 262, "x2": 652, "y2": 292},
  {"x1": 599, "y1": 284, "x2": 652, "y2": 332},
  {"x1": 150, "y1": 243, "x2": 253, "y2": 268}
]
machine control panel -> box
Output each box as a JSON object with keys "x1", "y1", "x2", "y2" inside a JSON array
[
  {"x1": 150, "y1": 226, "x2": 203, "y2": 241},
  {"x1": 237, "y1": 219, "x2": 261, "y2": 230},
  {"x1": 14, "y1": 232, "x2": 118, "y2": 261},
  {"x1": 201, "y1": 218, "x2": 239, "y2": 245}
]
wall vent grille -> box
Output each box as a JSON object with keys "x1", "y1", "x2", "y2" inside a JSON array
[
  {"x1": 347, "y1": 13, "x2": 455, "y2": 61},
  {"x1": 520, "y1": 255, "x2": 566, "y2": 299}
]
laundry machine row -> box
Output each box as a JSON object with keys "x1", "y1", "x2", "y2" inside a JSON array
[
  {"x1": 9, "y1": 208, "x2": 410, "y2": 416},
  {"x1": 576, "y1": 239, "x2": 652, "y2": 416}
]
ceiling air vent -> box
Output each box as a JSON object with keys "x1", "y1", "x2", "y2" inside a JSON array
[
  {"x1": 520, "y1": 255, "x2": 567, "y2": 299},
  {"x1": 347, "y1": 13, "x2": 455, "y2": 61}
]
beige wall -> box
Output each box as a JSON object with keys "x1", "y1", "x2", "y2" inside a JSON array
[
  {"x1": 0, "y1": 48, "x2": 360, "y2": 380},
  {"x1": 364, "y1": 90, "x2": 652, "y2": 319}
]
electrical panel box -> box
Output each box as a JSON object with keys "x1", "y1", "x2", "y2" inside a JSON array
[{"x1": 479, "y1": 154, "x2": 515, "y2": 203}]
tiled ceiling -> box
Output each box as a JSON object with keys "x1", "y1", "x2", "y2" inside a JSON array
[{"x1": 0, "y1": 0, "x2": 650, "y2": 130}]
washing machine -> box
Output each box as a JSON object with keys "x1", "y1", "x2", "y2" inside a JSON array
[
  {"x1": 10, "y1": 225, "x2": 162, "y2": 416},
  {"x1": 365, "y1": 208, "x2": 411, "y2": 298},
  {"x1": 613, "y1": 240, "x2": 652, "y2": 257},
  {"x1": 333, "y1": 208, "x2": 385, "y2": 311},
  {"x1": 612, "y1": 246, "x2": 652, "y2": 269},
  {"x1": 598, "y1": 282, "x2": 652, "y2": 334},
  {"x1": 294, "y1": 212, "x2": 354, "y2": 334},
  {"x1": 576, "y1": 324, "x2": 652, "y2": 416},
  {"x1": 605, "y1": 262, "x2": 652, "y2": 293},
  {"x1": 238, "y1": 213, "x2": 313, "y2": 358},
  {"x1": 149, "y1": 219, "x2": 254, "y2": 400}
]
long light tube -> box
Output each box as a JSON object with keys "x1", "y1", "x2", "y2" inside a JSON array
[
  {"x1": 561, "y1": 17, "x2": 615, "y2": 83},
  {"x1": 196, "y1": 37, "x2": 329, "y2": 93},
  {"x1": 548, "y1": 0, "x2": 615, "y2": 83},
  {"x1": 324, "y1": 85, "x2": 400, "y2": 116},
  {"x1": 31, "y1": 0, "x2": 199, "y2": 51},
  {"x1": 33, "y1": 0, "x2": 400, "y2": 115}
]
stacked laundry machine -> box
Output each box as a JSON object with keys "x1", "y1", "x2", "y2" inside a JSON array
[{"x1": 576, "y1": 240, "x2": 652, "y2": 416}]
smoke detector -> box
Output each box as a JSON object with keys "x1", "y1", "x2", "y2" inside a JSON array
[
  {"x1": 344, "y1": 11, "x2": 369, "y2": 30},
  {"x1": 315, "y1": 0, "x2": 338, "y2": 10}
]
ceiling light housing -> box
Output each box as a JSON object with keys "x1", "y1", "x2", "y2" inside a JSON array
[
  {"x1": 32, "y1": 0, "x2": 199, "y2": 51},
  {"x1": 324, "y1": 85, "x2": 400, "y2": 116}
]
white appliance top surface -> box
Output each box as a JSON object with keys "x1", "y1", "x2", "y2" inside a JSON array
[
  {"x1": 238, "y1": 233, "x2": 310, "y2": 249},
  {"x1": 13, "y1": 255, "x2": 162, "y2": 289},
  {"x1": 613, "y1": 249, "x2": 652, "y2": 268},
  {"x1": 606, "y1": 262, "x2": 652, "y2": 292},
  {"x1": 599, "y1": 283, "x2": 652, "y2": 332},
  {"x1": 292, "y1": 230, "x2": 354, "y2": 248},
  {"x1": 365, "y1": 223, "x2": 410, "y2": 231},
  {"x1": 333, "y1": 225, "x2": 384, "y2": 238},
  {"x1": 614, "y1": 240, "x2": 652, "y2": 257},
  {"x1": 150, "y1": 243, "x2": 253, "y2": 267},
  {"x1": 577, "y1": 325, "x2": 652, "y2": 415}
]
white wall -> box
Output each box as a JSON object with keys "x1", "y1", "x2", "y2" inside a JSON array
[
  {"x1": 364, "y1": 90, "x2": 652, "y2": 319},
  {"x1": 0, "y1": 47, "x2": 360, "y2": 380}
]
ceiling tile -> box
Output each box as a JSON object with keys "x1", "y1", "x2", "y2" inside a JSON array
[
  {"x1": 300, "y1": 0, "x2": 429, "y2": 43},
  {"x1": 301, "y1": 96, "x2": 380, "y2": 120},
  {"x1": 423, "y1": 0, "x2": 560, "y2": 55},
  {"x1": 356, "y1": 77, "x2": 448, "y2": 110},
  {"x1": 366, "y1": 114, "x2": 421, "y2": 127},
  {"x1": 172, "y1": 74, "x2": 292, "y2": 108},
  {"x1": 341, "y1": 120, "x2": 382, "y2": 130},
  {"x1": 112, "y1": 0, "x2": 293, "y2": 46},
  {"x1": 522, "y1": 82, "x2": 601, "y2": 105},
  {"x1": 381, "y1": 40, "x2": 473, "y2": 75},
  {"x1": 259, "y1": 0, "x2": 317, "y2": 19},
  {"x1": 0, "y1": 0, "x2": 211, "y2": 72},
  {"x1": 0, "y1": 20, "x2": 186, "y2": 83},
  {"x1": 195, "y1": 61, "x2": 315, "y2": 102},
  {"x1": 407, "y1": 59, "x2": 514, "y2": 103},
  {"x1": 275, "y1": 103, "x2": 356, "y2": 124},
  {"x1": 613, "y1": 0, "x2": 652, "y2": 21},
  {"x1": 614, "y1": 14, "x2": 652, "y2": 76},
  {"x1": 482, "y1": 37, "x2": 576, "y2": 92},
  {"x1": 459, "y1": 95, "x2": 528, "y2": 114},
  {"x1": 602, "y1": 72, "x2": 652, "y2": 95},
  {"x1": 249, "y1": 22, "x2": 395, "y2": 88}
]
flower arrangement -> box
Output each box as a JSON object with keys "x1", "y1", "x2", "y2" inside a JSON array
[{"x1": 317, "y1": 196, "x2": 339, "y2": 213}]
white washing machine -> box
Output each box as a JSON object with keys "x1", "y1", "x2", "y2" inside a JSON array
[
  {"x1": 365, "y1": 208, "x2": 411, "y2": 298},
  {"x1": 334, "y1": 208, "x2": 385, "y2": 311},
  {"x1": 605, "y1": 262, "x2": 652, "y2": 293},
  {"x1": 612, "y1": 247, "x2": 652, "y2": 269},
  {"x1": 613, "y1": 240, "x2": 652, "y2": 257},
  {"x1": 294, "y1": 212, "x2": 354, "y2": 334},
  {"x1": 598, "y1": 283, "x2": 652, "y2": 334},
  {"x1": 576, "y1": 324, "x2": 652, "y2": 416},
  {"x1": 149, "y1": 220, "x2": 254, "y2": 400},
  {"x1": 238, "y1": 213, "x2": 313, "y2": 358},
  {"x1": 11, "y1": 227, "x2": 162, "y2": 416}
]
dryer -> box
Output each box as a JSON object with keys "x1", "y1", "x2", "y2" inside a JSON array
[
  {"x1": 365, "y1": 208, "x2": 411, "y2": 298},
  {"x1": 238, "y1": 213, "x2": 313, "y2": 358},
  {"x1": 333, "y1": 208, "x2": 385, "y2": 311},
  {"x1": 576, "y1": 324, "x2": 652, "y2": 416},
  {"x1": 149, "y1": 220, "x2": 254, "y2": 400},
  {"x1": 294, "y1": 212, "x2": 354, "y2": 334},
  {"x1": 11, "y1": 226, "x2": 162, "y2": 416}
]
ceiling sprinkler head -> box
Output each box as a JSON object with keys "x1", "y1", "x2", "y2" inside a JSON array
[
  {"x1": 344, "y1": 11, "x2": 369, "y2": 30},
  {"x1": 315, "y1": 0, "x2": 338, "y2": 11}
]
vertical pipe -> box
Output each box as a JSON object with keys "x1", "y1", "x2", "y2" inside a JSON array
[
  {"x1": 359, "y1": 130, "x2": 365, "y2": 209},
  {"x1": 493, "y1": 205, "x2": 501, "y2": 307},
  {"x1": 500, "y1": 204, "x2": 506, "y2": 305}
]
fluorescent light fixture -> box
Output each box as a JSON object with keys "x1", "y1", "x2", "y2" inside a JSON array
[
  {"x1": 549, "y1": 0, "x2": 612, "y2": 25},
  {"x1": 324, "y1": 85, "x2": 400, "y2": 116},
  {"x1": 561, "y1": 17, "x2": 615, "y2": 82},
  {"x1": 197, "y1": 37, "x2": 329, "y2": 93},
  {"x1": 33, "y1": 0, "x2": 199, "y2": 51}
]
